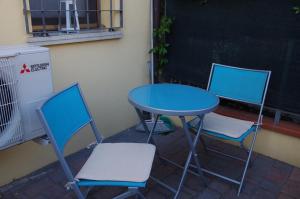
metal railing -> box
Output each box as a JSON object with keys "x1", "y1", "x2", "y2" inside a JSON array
[{"x1": 23, "y1": 0, "x2": 123, "y2": 37}]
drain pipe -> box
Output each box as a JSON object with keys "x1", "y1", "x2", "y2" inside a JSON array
[
  {"x1": 150, "y1": 0, "x2": 154, "y2": 84},
  {"x1": 135, "y1": 0, "x2": 174, "y2": 133},
  {"x1": 136, "y1": 0, "x2": 174, "y2": 133}
]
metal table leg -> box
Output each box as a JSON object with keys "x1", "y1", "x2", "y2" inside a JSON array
[
  {"x1": 173, "y1": 116, "x2": 207, "y2": 199},
  {"x1": 135, "y1": 109, "x2": 207, "y2": 198},
  {"x1": 135, "y1": 108, "x2": 160, "y2": 144}
]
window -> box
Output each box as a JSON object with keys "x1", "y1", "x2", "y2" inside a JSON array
[{"x1": 23, "y1": 0, "x2": 123, "y2": 37}]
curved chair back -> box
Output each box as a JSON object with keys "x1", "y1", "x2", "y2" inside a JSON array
[
  {"x1": 37, "y1": 83, "x2": 102, "y2": 153},
  {"x1": 207, "y1": 63, "x2": 271, "y2": 106}
]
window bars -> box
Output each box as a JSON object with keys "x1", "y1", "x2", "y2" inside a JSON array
[{"x1": 23, "y1": 0, "x2": 123, "y2": 37}]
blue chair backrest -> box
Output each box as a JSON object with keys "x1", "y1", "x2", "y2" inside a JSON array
[
  {"x1": 208, "y1": 63, "x2": 271, "y2": 105},
  {"x1": 38, "y1": 83, "x2": 93, "y2": 152}
]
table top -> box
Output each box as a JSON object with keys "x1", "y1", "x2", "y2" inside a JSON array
[{"x1": 128, "y1": 83, "x2": 219, "y2": 116}]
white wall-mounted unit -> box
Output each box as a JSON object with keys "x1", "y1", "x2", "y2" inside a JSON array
[{"x1": 0, "y1": 45, "x2": 53, "y2": 150}]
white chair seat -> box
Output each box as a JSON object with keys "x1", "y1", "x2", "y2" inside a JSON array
[
  {"x1": 203, "y1": 112, "x2": 254, "y2": 138},
  {"x1": 75, "y1": 143, "x2": 156, "y2": 183}
]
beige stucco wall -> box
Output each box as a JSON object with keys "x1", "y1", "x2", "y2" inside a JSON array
[
  {"x1": 0, "y1": 0, "x2": 150, "y2": 186},
  {"x1": 245, "y1": 129, "x2": 300, "y2": 168}
]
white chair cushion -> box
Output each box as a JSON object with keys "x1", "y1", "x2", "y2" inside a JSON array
[
  {"x1": 75, "y1": 143, "x2": 156, "y2": 183},
  {"x1": 203, "y1": 112, "x2": 254, "y2": 138}
]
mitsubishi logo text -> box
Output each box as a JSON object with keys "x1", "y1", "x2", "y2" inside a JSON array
[{"x1": 20, "y1": 63, "x2": 50, "y2": 75}]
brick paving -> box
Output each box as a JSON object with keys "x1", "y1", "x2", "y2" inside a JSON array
[{"x1": 0, "y1": 127, "x2": 299, "y2": 199}]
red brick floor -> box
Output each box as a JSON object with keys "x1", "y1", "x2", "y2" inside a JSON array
[{"x1": 0, "y1": 128, "x2": 299, "y2": 199}]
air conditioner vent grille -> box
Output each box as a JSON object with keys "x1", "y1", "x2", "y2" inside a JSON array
[{"x1": 0, "y1": 57, "x2": 23, "y2": 149}]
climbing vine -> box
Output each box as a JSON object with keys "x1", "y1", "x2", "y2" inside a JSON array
[{"x1": 149, "y1": 16, "x2": 173, "y2": 77}]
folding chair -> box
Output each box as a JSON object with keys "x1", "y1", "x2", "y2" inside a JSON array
[
  {"x1": 37, "y1": 83, "x2": 156, "y2": 199},
  {"x1": 188, "y1": 63, "x2": 271, "y2": 195}
]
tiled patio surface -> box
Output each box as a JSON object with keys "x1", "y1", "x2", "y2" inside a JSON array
[{"x1": 1, "y1": 127, "x2": 300, "y2": 199}]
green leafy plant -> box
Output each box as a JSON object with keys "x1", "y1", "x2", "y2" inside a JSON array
[
  {"x1": 292, "y1": 0, "x2": 300, "y2": 14},
  {"x1": 150, "y1": 16, "x2": 173, "y2": 78},
  {"x1": 293, "y1": 6, "x2": 300, "y2": 14}
]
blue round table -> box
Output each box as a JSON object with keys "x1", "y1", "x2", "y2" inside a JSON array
[
  {"x1": 128, "y1": 83, "x2": 219, "y2": 199},
  {"x1": 128, "y1": 83, "x2": 219, "y2": 116}
]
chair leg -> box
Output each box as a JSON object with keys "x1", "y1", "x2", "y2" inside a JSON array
[
  {"x1": 72, "y1": 184, "x2": 85, "y2": 199},
  {"x1": 238, "y1": 132, "x2": 258, "y2": 196},
  {"x1": 137, "y1": 190, "x2": 146, "y2": 199},
  {"x1": 240, "y1": 140, "x2": 253, "y2": 168},
  {"x1": 82, "y1": 187, "x2": 93, "y2": 198}
]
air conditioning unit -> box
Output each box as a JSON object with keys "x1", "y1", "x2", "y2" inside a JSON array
[{"x1": 0, "y1": 45, "x2": 53, "y2": 150}]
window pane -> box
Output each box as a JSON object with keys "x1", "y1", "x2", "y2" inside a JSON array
[{"x1": 29, "y1": 0, "x2": 99, "y2": 32}]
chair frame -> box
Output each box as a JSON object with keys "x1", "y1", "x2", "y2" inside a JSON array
[
  {"x1": 200, "y1": 63, "x2": 271, "y2": 195},
  {"x1": 37, "y1": 83, "x2": 145, "y2": 199}
]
